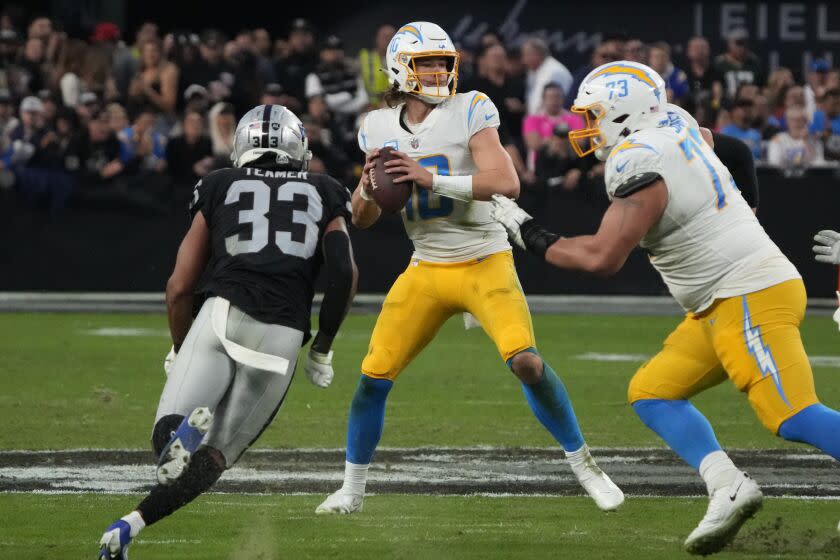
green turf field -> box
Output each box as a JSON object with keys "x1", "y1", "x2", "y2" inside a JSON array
[
  {"x1": 2, "y1": 312, "x2": 839, "y2": 450},
  {"x1": 1, "y1": 494, "x2": 838, "y2": 559},
  {"x1": 2, "y1": 311, "x2": 839, "y2": 559}
]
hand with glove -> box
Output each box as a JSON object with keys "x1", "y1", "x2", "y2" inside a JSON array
[
  {"x1": 304, "y1": 348, "x2": 334, "y2": 388},
  {"x1": 164, "y1": 346, "x2": 176, "y2": 376},
  {"x1": 489, "y1": 194, "x2": 560, "y2": 258},
  {"x1": 813, "y1": 230, "x2": 840, "y2": 265}
]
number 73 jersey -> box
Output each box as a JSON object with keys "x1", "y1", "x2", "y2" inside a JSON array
[
  {"x1": 189, "y1": 166, "x2": 351, "y2": 333},
  {"x1": 358, "y1": 91, "x2": 511, "y2": 262},
  {"x1": 604, "y1": 121, "x2": 799, "y2": 314}
]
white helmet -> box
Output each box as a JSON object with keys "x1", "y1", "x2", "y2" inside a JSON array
[
  {"x1": 231, "y1": 104, "x2": 311, "y2": 170},
  {"x1": 569, "y1": 61, "x2": 665, "y2": 160},
  {"x1": 385, "y1": 22, "x2": 459, "y2": 104}
]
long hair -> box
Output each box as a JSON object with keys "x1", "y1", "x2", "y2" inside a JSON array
[{"x1": 383, "y1": 83, "x2": 410, "y2": 108}]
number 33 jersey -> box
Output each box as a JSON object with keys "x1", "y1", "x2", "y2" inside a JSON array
[
  {"x1": 189, "y1": 167, "x2": 351, "y2": 332},
  {"x1": 604, "y1": 115, "x2": 799, "y2": 314},
  {"x1": 358, "y1": 91, "x2": 510, "y2": 262}
]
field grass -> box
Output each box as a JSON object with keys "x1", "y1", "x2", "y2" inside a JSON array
[
  {"x1": 1, "y1": 494, "x2": 839, "y2": 559},
  {"x1": 2, "y1": 311, "x2": 839, "y2": 559},
  {"x1": 1, "y1": 312, "x2": 839, "y2": 450}
]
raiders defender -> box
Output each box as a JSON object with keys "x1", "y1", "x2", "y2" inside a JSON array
[{"x1": 98, "y1": 105, "x2": 357, "y2": 559}]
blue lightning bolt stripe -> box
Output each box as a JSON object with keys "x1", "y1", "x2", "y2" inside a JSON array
[{"x1": 742, "y1": 296, "x2": 792, "y2": 407}]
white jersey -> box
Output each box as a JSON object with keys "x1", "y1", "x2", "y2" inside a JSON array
[
  {"x1": 604, "y1": 111, "x2": 800, "y2": 313},
  {"x1": 358, "y1": 91, "x2": 510, "y2": 262}
]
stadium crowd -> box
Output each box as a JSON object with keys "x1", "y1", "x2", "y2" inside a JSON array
[{"x1": 1, "y1": 12, "x2": 839, "y2": 215}]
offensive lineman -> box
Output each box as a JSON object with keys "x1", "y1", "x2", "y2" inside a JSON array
[
  {"x1": 491, "y1": 60, "x2": 840, "y2": 555},
  {"x1": 316, "y1": 21, "x2": 623, "y2": 515},
  {"x1": 98, "y1": 105, "x2": 357, "y2": 559}
]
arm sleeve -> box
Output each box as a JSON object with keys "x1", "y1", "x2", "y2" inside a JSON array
[
  {"x1": 711, "y1": 131, "x2": 759, "y2": 208},
  {"x1": 311, "y1": 229, "x2": 355, "y2": 353},
  {"x1": 465, "y1": 91, "x2": 501, "y2": 138}
]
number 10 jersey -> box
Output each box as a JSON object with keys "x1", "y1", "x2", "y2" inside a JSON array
[{"x1": 189, "y1": 166, "x2": 351, "y2": 333}]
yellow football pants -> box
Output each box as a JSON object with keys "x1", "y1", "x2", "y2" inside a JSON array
[
  {"x1": 362, "y1": 251, "x2": 536, "y2": 380},
  {"x1": 628, "y1": 279, "x2": 819, "y2": 433}
]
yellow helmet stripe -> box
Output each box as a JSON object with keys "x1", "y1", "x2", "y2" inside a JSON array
[
  {"x1": 397, "y1": 25, "x2": 423, "y2": 42},
  {"x1": 590, "y1": 64, "x2": 658, "y2": 89},
  {"x1": 611, "y1": 140, "x2": 658, "y2": 155}
]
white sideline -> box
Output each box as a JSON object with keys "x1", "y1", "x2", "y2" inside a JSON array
[{"x1": 0, "y1": 292, "x2": 837, "y2": 315}]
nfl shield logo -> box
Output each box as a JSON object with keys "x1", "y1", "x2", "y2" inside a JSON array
[{"x1": 410, "y1": 137, "x2": 419, "y2": 149}]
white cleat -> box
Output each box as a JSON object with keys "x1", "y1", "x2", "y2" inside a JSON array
[
  {"x1": 568, "y1": 445, "x2": 625, "y2": 511},
  {"x1": 315, "y1": 489, "x2": 364, "y2": 515},
  {"x1": 684, "y1": 471, "x2": 763, "y2": 555}
]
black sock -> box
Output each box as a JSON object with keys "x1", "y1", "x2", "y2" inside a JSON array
[{"x1": 136, "y1": 447, "x2": 224, "y2": 526}]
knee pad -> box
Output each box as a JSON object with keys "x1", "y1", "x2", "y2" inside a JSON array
[{"x1": 152, "y1": 414, "x2": 184, "y2": 459}]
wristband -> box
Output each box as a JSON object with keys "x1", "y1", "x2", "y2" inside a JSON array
[
  {"x1": 432, "y1": 174, "x2": 473, "y2": 201},
  {"x1": 359, "y1": 185, "x2": 374, "y2": 201},
  {"x1": 520, "y1": 219, "x2": 561, "y2": 259}
]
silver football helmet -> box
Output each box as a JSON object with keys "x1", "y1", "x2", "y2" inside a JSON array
[{"x1": 231, "y1": 104, "x2": 312, "y2": 170}]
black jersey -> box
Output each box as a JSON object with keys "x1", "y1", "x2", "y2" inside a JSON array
[{"x1": 189, "y1": 166, "x2": 351, "y2": 334}]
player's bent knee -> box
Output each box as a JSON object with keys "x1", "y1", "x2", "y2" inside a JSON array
[
  {"x1": 509, "y1": 351, "x2": 544, "y2": 384},
  {"x1": 152, "y1": 414, "x2": 184, "y2": 459}
]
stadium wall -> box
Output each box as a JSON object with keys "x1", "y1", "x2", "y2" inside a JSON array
[{"x1": 4, "y1": 169, "x2": 838, "y2": 296}]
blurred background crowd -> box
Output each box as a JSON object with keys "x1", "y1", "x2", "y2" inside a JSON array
[{"x1": 1, "y1": 9, "x2": 839, "y2": 216}]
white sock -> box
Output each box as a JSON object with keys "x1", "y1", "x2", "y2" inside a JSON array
[
  {"x1": 121, "y1": 510, "x2": 146, "y2": 538},
  {"x1": 698, "y1": 450, "x2": 739, "y2": 495},
  {"x1": 564, "y1": 443, "x2": 590, "y2": 468},
  {"x1": 341, "y1": 461, "x2": 369, "y2": 495}
]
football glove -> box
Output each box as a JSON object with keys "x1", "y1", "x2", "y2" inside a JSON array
[
  {"x1": 304, "y1": 348, "x2": 334, "y2": 388},
  {"x1": 490, "y1": 194, "x2": 533, "y2": 250},
  {"x1": 813, "y1": 230, "x2": 840, "y2": 264},
  {"x1": 164, "y1": 346, "x2": 176, "y2": 377}
]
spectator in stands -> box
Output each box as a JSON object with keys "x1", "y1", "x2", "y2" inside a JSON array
[
  {"x1": 235, "y1": 29, "x2": 275, "y2": 87},
  {"x1": 106, "y1": 103, "x2": 129, "y2": 135},
  {"x1": 37, "y1": 89, "x2": 57, "y2": 126},
  {"x1": 305, "y1": 35, "x2": 368, "y2": 117},
  {"x1": 64, "y1": 109, "x2": 123, "y2": 190},
  {"x1": 0, "y1": 90, "x2": 17, "y2": 148},
  {"x1": 358, "y1": 24, "x2": 394, "y2": 107},
  {"x1": 166, "y1": 110, "x2": 213, "y2": 196},
  {"x1": 207, "y1": 101, "x2": 235, "y2": 167},
  {"x1": 300, "y1": 113, "x2": 351, "y2": 182},
  {"x1": 752, "y1": 94, "x2": 782, "y2": 140},
  {"x1": 521, "y1": 37, "x2": 573, "y2": 114},
  {"x1": 275, "y1": 18, "x2": 318, "y2": 104},
  {"x1": 76, "y1": 92, "x2": 100, "y2": 128},
  {"x1": 648, "y1": 41, "x2": 689, "y2": 104},
  {"x1": 805, "y1": 59, "x2": 831, "y2": 121},
  {"x1": 535, "y1": 121, "x2": 584, "y2": 193},
  {"x1": 3, "y1": 96, "x2": 47, "y2": 170},
  {"x1": 117, "y1": 106, "x2": 167, "y2": 174},
  {"x1": 764, "y1": 67, "x2": 794, "y2": 117},
  {"x1": 719, "y1": 99, "x2": 762, "y2": 159},
  {"x1": 567, "y1": 40, "x2": 622, "y2": 109},
  {"x1": 714, "y1": 28, "x2": 764, "y2": 99},
  {"x1": 55, "y1": 39, "x2": 88, "y2": 107},
  {"x1": 522, "y1": 82, "x2": 584, "y2": 169},
  {"x1": 261, "y1": 83, "x2": 299, "y2": 113},
  {"x1": 776, "y1": 85, "x2": 806, "y2": 130},
  {"x1": 17, "y1": 37, "x2": 47, "y2": 95},
  {"x1": 130, "y1": 22, "x2": 159, "y2": 61},
  {"x1": 684, "y1": 37, "x2": 722, "y2": 125},
  {"x1": 181, "y1": 30, "x2": 234, "y2": 100},
  {"x1": 623, "y1": 39, "x2": 647, "y2": 63},
  {"x1": 82, "y1": 44, "x2": 120, "y2": 106},
  {"x1": 183, "y1": 84, "x2": 210, "y2": 116},
  {"x1": 254, "y1": 28, "x2": 271, "y2": 59},
  {"x1": 767, "y1": 106, "x2": 824, "y2": 168},
  {"x1": 464, "y1": 44, "x2": 526, "y2": 143},
  {"x1": 126, "y1": 38, "x2": 179, "y2": 117},
  {"x1": 90, "y1": 22, "x2": 133, "y2": 98},
  {"x1": 810, "y1": 88, "x2": 840, "y2": 162}
]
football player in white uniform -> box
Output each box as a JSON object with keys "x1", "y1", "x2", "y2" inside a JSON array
[
  {"x1": 492, "y1": 61, "x2": 840, "y2": 555},
  {"x1": 316, "y1": 22, "x2": 623, "y2": 515}
]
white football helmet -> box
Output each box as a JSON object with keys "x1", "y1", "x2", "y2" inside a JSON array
[
  {"x1": 569, "y1": 61, "x2": 665, "y2": 160},
  {"x1": 231, "y1": 104, "x2": 312, "y2": 169},
  {"x1": 385, "y1": 22, "x2": 459, "y2": 104}
]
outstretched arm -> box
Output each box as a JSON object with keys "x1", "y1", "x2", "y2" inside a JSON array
[
  {"x1": 166, "y1": 212, "x2": 211, "y2": 351},
  {"x1": 491, "y1": 180, "x2": 668, "y2": 275}
]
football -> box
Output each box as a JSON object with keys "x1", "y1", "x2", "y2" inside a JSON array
[{"x1": 370, "y1": 147, "x2": 412, "y2": 214}]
